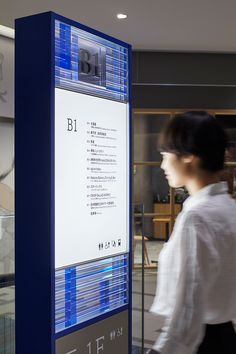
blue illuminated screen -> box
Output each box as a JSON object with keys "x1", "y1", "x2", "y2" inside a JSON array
[
  {"x1": 55, "y1": 20, "x2": 129, "y2": 102},
  {"x1": 54, "y1": 20, "x2": 130, "y2": 333}
]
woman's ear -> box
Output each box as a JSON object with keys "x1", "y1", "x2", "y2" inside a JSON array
[
  {"x1": 181, "y1": 155, "x2": 195, "y2": 164},
  {"x1": 182, "y1": 155, "x2": 201, "y2": 170}
]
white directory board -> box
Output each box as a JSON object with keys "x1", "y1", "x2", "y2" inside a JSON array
[{"x1": 55, "y1": 88, "x2": 129, "y2": 268}]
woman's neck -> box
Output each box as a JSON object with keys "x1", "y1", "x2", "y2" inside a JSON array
[{"x1": 185, "y1": 173, "x2": 221, "y2": 196}]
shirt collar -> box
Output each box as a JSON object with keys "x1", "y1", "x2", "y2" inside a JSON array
[{"x1": 183, "y1": 182, "x2": 228, "y2": 212}]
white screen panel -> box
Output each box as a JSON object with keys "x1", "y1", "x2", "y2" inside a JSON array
[{"x1": 55, "y1": 88, "x2": 129, "y2": 268}]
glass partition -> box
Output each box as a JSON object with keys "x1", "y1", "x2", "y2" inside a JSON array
[
  {"x1": 133, "y1": 110, "x2": 236, "y2": 351},
  {"x1": 215, "y1": 114, "x2": 236, "y2": 197},
  {"x1": 0, "y1": 213, "x2": 15, "y2": 354},
  {"x1": 133, "y1": 114, "x2": 171, "y2": 163},
  {"x1": 132, "y1": 203, "x2": 144, "y2": 353},
  {"x1": 133, "y1": 112, "x2": 184, "y2": 352}
]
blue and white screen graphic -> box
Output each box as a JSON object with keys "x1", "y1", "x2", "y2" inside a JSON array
[
  {"x1": 55, "y1": 20, "x2": 129, "y2": 102},
  {"x1": 55, "y1": 254, "x2": 129, "y2": 332},
  {"x1": 54, "y1": 20, "x2": 130, "y2": 332}
]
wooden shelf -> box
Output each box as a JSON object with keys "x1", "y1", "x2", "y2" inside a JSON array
[
  {"x1": 134, "y1": 161, "x2": 161, "y2": 166},
  {"x1": 153, "y1": 203, "x2": 182, "y2": 239}
]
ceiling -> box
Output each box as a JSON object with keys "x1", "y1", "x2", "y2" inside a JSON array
[{"x1": 1, "y1": 0, "x2": 236, "y2": 52}]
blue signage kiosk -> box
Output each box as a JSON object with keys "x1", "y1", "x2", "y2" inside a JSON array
[{"x1": 15, "y1": 12, "x2": 132, "y2": 354}]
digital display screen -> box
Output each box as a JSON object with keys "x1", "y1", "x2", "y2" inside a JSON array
[
  {"x1": 54, "y1": 20, "x2": 130, "y2": 332},
  {"x1": 55, "y1": 88, "x2": 129, "y2": 268},
  {"x1": 55, "y1": 20, "x2": 128, "y2": 102}
]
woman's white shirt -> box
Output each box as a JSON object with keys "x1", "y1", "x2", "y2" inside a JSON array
[{"x1": 150, "y1": 182, "x2": 236, "y2": 354}]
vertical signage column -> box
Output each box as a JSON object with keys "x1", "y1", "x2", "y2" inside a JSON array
[{"x1": 15, "y1": 12, "x2": 132, "y2": 354}]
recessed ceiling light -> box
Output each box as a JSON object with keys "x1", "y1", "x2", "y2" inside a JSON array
[{"x1": 117, "y1": 13, "x2": 128, "y2": 20}]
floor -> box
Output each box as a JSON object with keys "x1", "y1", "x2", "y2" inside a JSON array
[
  {"x1": 133, "y1": 239, "x2": 164, "y2": 266},
  {"x1": 132, "y1": 239, "x2": 165, "y2": 351}
]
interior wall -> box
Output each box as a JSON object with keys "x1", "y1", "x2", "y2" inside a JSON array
[
  {"x1": 0, "y1": 119, "x2": 14, "y2": 191},
  {"x1": 0, "y1": 31, "x2": 14, "y2": 212},
  {"x1": 132, "y1": 51, "x2": 236, "y2": 109}
]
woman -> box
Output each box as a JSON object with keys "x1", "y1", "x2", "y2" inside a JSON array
[{"x1": 148, "y1": 111, "x2": 236, "y2": 354}]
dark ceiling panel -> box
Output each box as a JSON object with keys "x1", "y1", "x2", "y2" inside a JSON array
[
  {"x1": 132, "y1": 51, "x2": 236, "y2": 85},
  {"x1": 132, "y1": 85, "x2": 236, "y2": 109}
]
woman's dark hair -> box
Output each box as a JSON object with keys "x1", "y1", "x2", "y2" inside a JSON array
[{"x1": 159, "y1": 111, "x2": 228, "y2": 172}]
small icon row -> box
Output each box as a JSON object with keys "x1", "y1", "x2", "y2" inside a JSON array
[{"x1": 98, "y1": 239, "x2": 122, "y2": 250}]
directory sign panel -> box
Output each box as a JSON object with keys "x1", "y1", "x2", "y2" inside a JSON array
[
  {"x1": 54, "y1": 20, "x2": 130, "y2": 333},
  {"x1": 55, "y1": 89, "x2": 129, "y2": 268}
]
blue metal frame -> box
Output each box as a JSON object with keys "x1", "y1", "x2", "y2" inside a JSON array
[
  {"x1": 127, "y1": 45, "x2": 133, "y2": 354},
  {"x1": 15, "y1": 12, "x2": 55, "y2": 354},
  {"x1": 15, "y1": 11, "x2": 132, "y2": 354}
]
